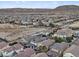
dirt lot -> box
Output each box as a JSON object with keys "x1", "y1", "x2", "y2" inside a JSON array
[
  {"x1": 69, "y1": 21, "x2": 79, "y2": 29},
  {"x1": 0, "y1": 24, "x2": 46, "y2": 42}
]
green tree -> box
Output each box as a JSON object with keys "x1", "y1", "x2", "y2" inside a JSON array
[{"x1": 66, "y1": 37, "x2": 73, "y2": 43}]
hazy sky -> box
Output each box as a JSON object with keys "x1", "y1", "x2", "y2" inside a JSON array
[{"x1": 0, "y1": 1, "x2": 79, "y2": 9}]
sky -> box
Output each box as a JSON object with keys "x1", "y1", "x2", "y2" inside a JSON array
[{"x1": 0, "y1": 1, "x2": 79, "y2": 9}]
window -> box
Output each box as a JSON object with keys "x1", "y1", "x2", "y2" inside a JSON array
[
  {"x1": 28, "y1": 46, "x2": 30, "y2": 48},
  {"x1": 31, "y1": 46, "x2": 34, "y2": 49},
  {"x1": 42, "y1": 35, "x2": 46, "y2": 37},
  {"x1": 33, "y1": 39, "x2": 35, "y2": 42}
]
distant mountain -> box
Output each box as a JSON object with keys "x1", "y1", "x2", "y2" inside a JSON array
[
  {"x1": 0, "y1": 8, "x2": 53, "y2": 14},
  {"x1": 0, "y1": 5, "x2": 79, "y2": 15},
  {"x1": 53, "y1": 5, "x2": 79, "y2": 14}
]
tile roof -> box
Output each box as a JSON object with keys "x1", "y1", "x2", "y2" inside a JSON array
[
  {"x1": 50, "y1": 42, "x2": 69, "y2": 53},
  {"x1": 64, "y1": 44, "x2": 79, "y2": 57},
  {"x1": 3, "y1": 43, "x2": 23, "y2": 52},
  {"x1": 47, "y1": 50, "x2": 58, "y2": 57},
  {"x1": 3, "y1": 46, "x2": 14, "y2": 52},
  {"x1": 15, "y1": 48, "x2": 35, "y2": 57},
  {"x1": 54, "y1": 28, "x2": 74, "y2": 37},
  {"x1": 73, "y1": 39, "x2": 79, "y2": 46},
  {"x1": 30, "y1": 35, "x2": 47, "y2": 43},
  {"x1": 13, "y1": 43, "x2": 23, "y2": 50},
  {"x1": 38, "y1": 39, "x2": 55, "y2": 48},
  {"x1": 0, "y1": 42, "x2": 8, "y2": 49},
  {"x1": 31, "y1": 53, "x2": 48, "y2": 57}
]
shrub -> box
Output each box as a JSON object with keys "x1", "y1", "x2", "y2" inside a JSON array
[
  {"x1": 54, "y1": 37, "x2": 66, "y2": 43},
  {"x1": 49, "y1": 23, "x2": 55, "y2": 27},
  {"x1": 0, "y1": 51, "x2": 3, "y2": 57},
  {"x1": 54, "y1": 36, "x2": 73, "y2": 43},
  {"x1": 38, "y1": 46, "x2": 48, "y2": 53},
  {"x1": 47, "y1": 32, "x2": 54, "y2": 39}
]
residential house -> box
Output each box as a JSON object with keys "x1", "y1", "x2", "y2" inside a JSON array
[
  {"x1": 21, "y1": 21, "x2": 33, "y2": 25},
  {"x1": 17, "y1": 34, "x2": 47, "y2": 50},
  {"x1": 31, "y1": 52, "x2": 48, "y2": 57},
  {"x1": 53, "y1": 28, "x2": 74, "y2": 38},
  {"x1": 41, "y1": 20, "x2": 50, "y2": 27},
  {"x1": 72, "y1": 39, "x2": 79, "y2": 46},
  {"x1": 3, "y1": 46, "x2": 14, "y2": 53},
  {"x1": 0, "y1": 42, "x2": 8, "y2": 50},
  {"x1": 17, "y1": 36, "x2": 31, "y2": 45},
  {"x1": 47, "y1": 50, "x2": 58, "y2": 57},
  {"x1": 0, "y1": 45, "x2": 17, "y2": 57},
  {"x1": 2, "y1": 43, "x2": 23, "y2": 57},
  {"x1": 24, "y1": 43, "x2": 37, "y2": 50},
  {"x1": 39, "y1": 30, "x2": 52, "y2": 36},
  {"x1": 22, "y1": 32, "x2": 52, "y2": 50},
  {"x1": 3, "y1": 43, "x2": 23, "y2": 52},
  {"x1": 30, "y1": 33, "x2": 48, "y2": 43},
  {"x1": 53, "y1": 28, "x2": 74, "y2": 42},
  {"x1": 15, "y1": 48, "x2": 35, "y2": 57},
  {"x1": 63, "y1": 44, "x2": 79, "y2": 57},
  {"x1": 33, "y1": 21, "x2": 40, "y2": 27},
  {"x1": 47, "y1": 42, "x2": 69, "y2": 57},
  {"x1": 2, "y1": 51, "x2": 17, "y2": 57},
  {"x1": 12, "y1": 43, "x2": 23, "y2": 51},
  {"x1": 37, "y1": 39, "x2": 55, "y2": 48},
  {"x1": 73, "y1": 31, "x2": 79, "y2": 38}
]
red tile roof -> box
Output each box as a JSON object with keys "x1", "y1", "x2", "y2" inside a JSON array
[
  {"x1": 0, "y1": 42, "x2": 8, "y2": 49},
  {"x1": 39, "y1": 39, "x2": 55, "y2": 47},
  {"x1": 64, "y1": 44, "x2": 79, "y2": 57},
  {"x1": 55, "y1": 28, "x2": 74, "y2": 37},
  {"x1": 13, "y1": 43, "x2": 23, "y2": 50},
  {"x1": 31, "y1": 53, "x2": 48, "y2": 57},
  {"x1": 15, "y1": 48, "x2": 35, "y2": 57},
  {"x1": 3, "y1": 46, "x2": 14, "y2": 52},
  {"x1": 3, "y1": 43, "x2": 23, "y2": 52}
]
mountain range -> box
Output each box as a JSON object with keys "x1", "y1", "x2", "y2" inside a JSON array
[{"x1": 0, "y1": 5, "x2": 79, "y2": 14}]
